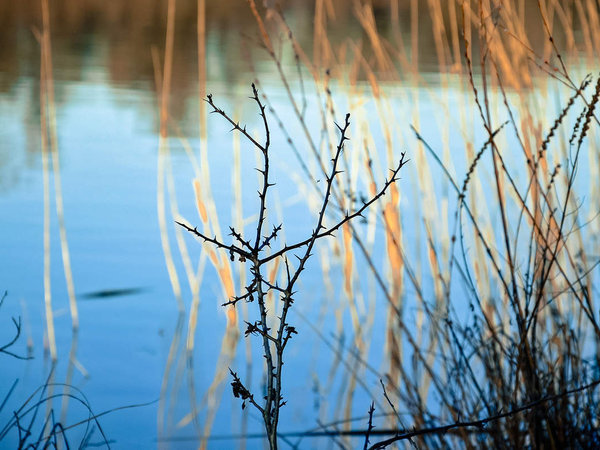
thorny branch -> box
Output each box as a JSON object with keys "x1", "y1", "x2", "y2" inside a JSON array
[
  {"x1": 178, "y1": 85, "x2": 405, "y2": 449},
  {"x1": 174, "y1": 221, "x2": 253, "y2": 262}
]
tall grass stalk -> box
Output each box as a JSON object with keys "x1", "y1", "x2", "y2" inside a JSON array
[
  {"x1": 230, "y1": 1, "x2": 600, "y2": 447},
  {"x1": 149, "y1": 0, "x2": 600, "y2": 447}
]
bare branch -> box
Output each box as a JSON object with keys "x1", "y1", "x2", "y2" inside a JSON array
[
  {"x1": 260, "y1": 154, "x2": 408, "y2": 265},
  {"x1": 363, "y1": 402, "x2": 376, "y2": 450},
  {"x1": 176, "y1": 220, "x2": 253, "y2": 261},
  {"x1": 182, "y1": 86, "x2": 406, "y2": 450},
  {"x1": 205, "y1": 93, "x2": 266, "y2": 152},
  {"x1": 368, "y1": 378, "x2": 600, "y2": 449}
]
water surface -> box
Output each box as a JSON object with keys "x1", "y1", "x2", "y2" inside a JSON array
[{"x1": 1, "y1": 2, "x2": 599, "y2": 448}]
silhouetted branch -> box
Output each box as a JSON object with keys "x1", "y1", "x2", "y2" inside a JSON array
[
  {"x1": 180, "y1": 85, "x2": 405, "y2": 450},
  {"x1": 363, "y1": 402, "x2": 375, "y2": 450},
  {"x1": 368, "y1": 378, "x2": 600, "y2": 449},
  {"x1": 259, "y1": 155, "x2": 407, "y2": 266},
  {"x1": 0, "y1": 292, "x2": 31, "y2": 361},
  {"x1": 175, "y1": 221, "x2": 253, "y2": 262}
]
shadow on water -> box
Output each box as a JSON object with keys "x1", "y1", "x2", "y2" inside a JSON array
[{"x1": 80, "y1": 287, "x2": 147, "y2": 300}]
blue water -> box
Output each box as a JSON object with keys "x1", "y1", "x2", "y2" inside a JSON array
[
  {"x1": 0, "y1": 49, "x2": 386, "y2": 448},
  {"x1": 2, "y1": 18, "x2": 599, "y2": 449}
]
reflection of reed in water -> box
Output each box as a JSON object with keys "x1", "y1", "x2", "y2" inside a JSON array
[
  {"x1": 2, "y1": 0, "x2": 586, "y2": 99},
  {"x1": 38, "y1": 0, "x2": 82, "y2": 431},
  {"x1": 96, "y1": 0, "x2": 600, "y2": 447},
  {"x1": 215, "y1": 1, "x2": 600, "y2": 448},
  {"x1": 155, "y1": 1, "x2": 245, "y2": 447}
]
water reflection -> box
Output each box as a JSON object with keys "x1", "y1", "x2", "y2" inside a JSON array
[
  {"x1": 1, "y1": 1, "x2": 582, "y2": 92},
  {"x1": 1, "y1": 0, "x2": 599, "y2": 448}
]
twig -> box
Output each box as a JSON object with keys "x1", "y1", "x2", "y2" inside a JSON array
[
  {"x1": 368, "y1": 378, "x2": 600, "y2": 449},
  {"x1": 179, "y1": 85, "x2": 405, "y2": 450},
  {"x1": 363, "y1": 403, "x2": 375, "y2": 450}
]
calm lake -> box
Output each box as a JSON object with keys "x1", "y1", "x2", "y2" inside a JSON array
[{"x1": 1, "y1": 1, "x2": 599, "y2": 449}]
